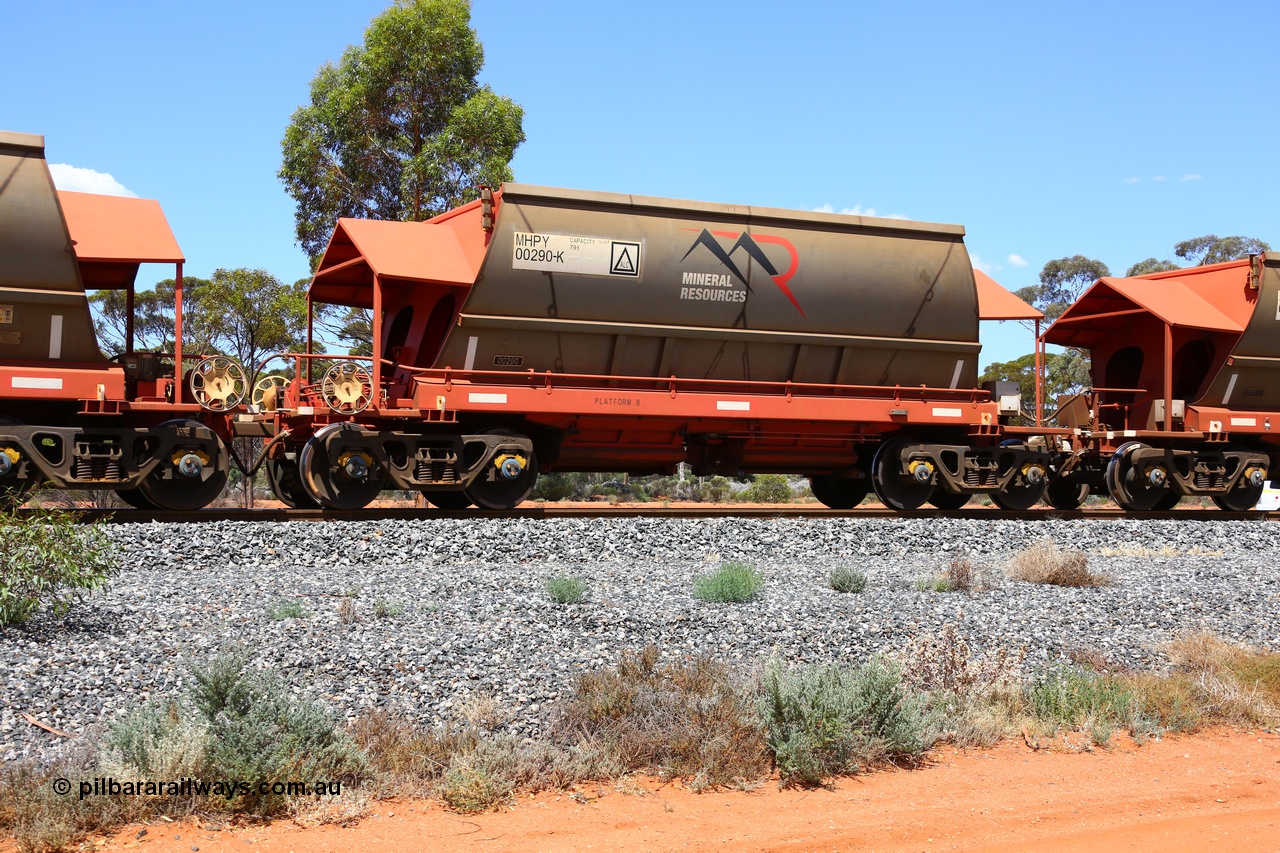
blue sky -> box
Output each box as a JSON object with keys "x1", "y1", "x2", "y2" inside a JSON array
[{"x1": 5, "y1": 0, "x2": 1276, "y2": 367}]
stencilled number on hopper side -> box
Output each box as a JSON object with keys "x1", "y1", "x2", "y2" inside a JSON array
[{"x1": 512, "y1": 233, "x2": 642, "y2": 278}]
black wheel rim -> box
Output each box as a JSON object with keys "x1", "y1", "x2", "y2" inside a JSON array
[
  {"x1": 427, "y1": 490, "x2": 473, "y2": 510},
  {"x1": 138, "y1": 420, "x2": 229, "y2": 510},
  {"x1": 1212, "y1": 483, "x2": 1264, "y2": 512},
  {"x1": 266, "y1": 455, "x2": 320, "y2": 509},
  {"x1": 1151, "y1": 492, "x2": 1183, "y2": 511},
  {"x1": 298, "y1": 424, "x2": 387, "y2": 510},
  {"x1": 1044, "y1": 477, "x2": 1088, "y2": 510},
  {"x1": 115, "y1": 488, "x2": 157, "y2": 509},
  {"x1": 465, "y1": 432, "x2": 538, "y2": 510},
  {"x1": 1105, "y1": 442, "x2": 1166, "y2": 511},
  {"x1": 810, "y1": 475, "x2": 870, "y2": 509},
  {"x1": 927, "y1": 488, "x2": 971, "y2": 510},
  {"x1": 871, "y1": 438, "x2": 933, "y2": 511}
]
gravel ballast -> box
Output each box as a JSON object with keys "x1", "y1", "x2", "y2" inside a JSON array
[{"x1": 3, "y1": 515, "x2": 1279, "y2": 763}]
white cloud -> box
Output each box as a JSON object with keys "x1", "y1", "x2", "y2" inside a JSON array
[
  {"x1": 1123, "y1": 177, "x2": 1140, "y2": 184},
  {"x1": 1180, "y1": 173, "x2": 1202, "y2": 182},
  {"x1": 970, "y1": 254, "x2": 995, "y2": 274},
  {"x1": 48, "y1": 164, "x2": 137, "y2": 197},
  {"x1": 813, "y1": 203, "x2": 909, "y2": 220},
  {"x1": 1152, "y1": 175, "x2": 1167, "y2": 182},
  {"x1": 1007, "y1": 254, "x2": 1028, "y2": 267}
]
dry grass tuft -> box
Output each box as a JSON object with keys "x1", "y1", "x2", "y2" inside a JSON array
[
  {"x1": 1006, "y1": 539, "x2": 1111, "y2": 587},
  {"x1": 553, "y1": 647, "x2": 769, "y2": 790}
]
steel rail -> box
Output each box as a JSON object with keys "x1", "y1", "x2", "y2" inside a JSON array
[{"x1": 12, "y1": 506, "x2": 1279, "y2": 524}]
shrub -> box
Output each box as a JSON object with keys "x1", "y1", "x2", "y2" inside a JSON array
[
  {"x1": 545, "y1": 574, "x2": 588, "y2": 605},
  {"x1": 531, "y1": 473, "x2": 579, "y2": 502},
  {"x1": 693, "y1": 561, "x2": 764, "y2": 603},
  {"x1": 760, "y1": 656, "x2": 934, "y2": 785},
  {"x1": 554, "y1": 647, "x2": 768, "y2": 789},
  {"x1": 0, "y1": 506, "x2": 117, "y2": 626},
  {"x1": 373, "y1": 599, "x2": 405, "y2": 619},
  {"x1": 828, "y1": 566, "x2": 867, "y2": 593},
  {"x1": 1007, "y1": 539, "x2": 1111, "y2": 587},
  {"x1": 742, "y1": 474, "x2": 793, "y2": 504},
  {"x1": 265, "y1": 598, "x2": 310, "y2": 620}
]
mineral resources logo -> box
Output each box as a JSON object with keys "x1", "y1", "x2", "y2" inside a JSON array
[{"x1": 679, "y1": 228, "x2": 803, "y2": 315}]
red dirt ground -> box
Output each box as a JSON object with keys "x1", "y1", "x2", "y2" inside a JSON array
[{"x1": 49, "y1": 728, "x2": 1280, "y2": 853}]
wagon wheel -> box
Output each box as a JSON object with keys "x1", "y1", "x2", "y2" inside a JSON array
[
  {"x1": 926, "y1": 487, "x2": 971, "y2": 510},
  {"x1": 0, "y1": 416, "x2": 32, "y2": 509},
  {"x1": 1104, "y1": 441, "x2": 1167, "y2": 512},
  {"x1": 1044, "y1": 476, "x2": 1089, "y2": 510},
  {"x1": 265, "y1": 451, "x2": 320, "y2": 509},
  {"x1": 465, "y1": 430, "x2": 539, "y2": 510},
  {"x1": 809, "y1": 475, "x2": 870, "y2": 509},
  {"x1": 115, "y1": 487, "x2": 158, "y2": 509},
  {"x1": 427, "y1": 490, "x2": 474, "y2": 510},
  {"x1": 297, "y1": 423, "x2": 387, "y2": 510},
  {"x1": 1043, "y1": 453, "x2": 1088, "y2": 510},
  {"x1": 987, "y1": 441, "x2": 1048, "y2": 511},
  {"x1": 1212, "y1": 452, "x2": 1267, "y2": 511},
  {"x1": 871, "y1": 437, "x2": 933, "y2": 511},
  {"x1": 137, "y1": 419, "x2": 229, "y2": 510},
  {"x1": 321, "y1": 363, "x2": 374, "y2": 415},
  {"x1": 189, "y1": 357, "x2": 247, "y2": 411},
  {"x1": 1152, "y1": 492, "x2": 1183, "y2": 511},
  {"x1": 252, "y1": 375, "x2": 289, "y2": 412}
]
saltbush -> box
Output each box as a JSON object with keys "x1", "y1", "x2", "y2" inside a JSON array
[
  {"x1": 760, "y1": 656, "x2": 934, "y2": 785},
  {"x1": 693, "y1": 561, "x2": 764, "y2": 603},
  {"x1": 545, "y1": 574, "x2": 587, "y2": 604},
  {"x1": 828, "y1": 566, "x2": 867, "y2": 593},
  {"x1": 0, "y1": 506, "x2": 117, "y2": 626},
  {"x1": 742, "y1": 474, "x2": 793, "y2": 504}
]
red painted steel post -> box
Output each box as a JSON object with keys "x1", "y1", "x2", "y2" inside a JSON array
[
  {"x1": 1164, "y1": 322, "x2": 1173, "y2": 432},
  {"x1": 372, "y1": 274, "x2": 383, "y2": 391},
  {"x1": 1035, "y1": 318, "x2": 1043, "y2": 427},
  {"x1": 305, "y1": 294, "x2": 314, "y2": 385},
  {"x1": 173, "y1": 261, "x2": 183, "y2": 404},
  {"x1": 125, "y1": 285, "x2": 135, "y2": 355}
]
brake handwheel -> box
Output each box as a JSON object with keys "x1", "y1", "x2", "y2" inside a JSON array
[
  {"x1": 189, "y1": 356, "x2": 247, "y2": 411},
  {"x1": 252, "y1": 375, "x2": 289, "y2": 411},
  {"x1": 321, "y1": 363, "x2": 374, "y2": 414}
]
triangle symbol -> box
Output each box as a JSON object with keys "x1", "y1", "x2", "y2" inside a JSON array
[{"x1": 613, "y1": 248, "x2": 635, "y2": 273}]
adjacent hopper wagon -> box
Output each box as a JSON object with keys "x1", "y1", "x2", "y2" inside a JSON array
[{"x1": 254, "y1": 184, "x2": 1050, "y2": 510}]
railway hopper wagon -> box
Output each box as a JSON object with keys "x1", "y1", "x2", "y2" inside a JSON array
[
  {"x1": 257, "y1": 184, "x2": 1050, "y2": 510},
  {"x1": 0, "y1": 131, "x2": 235, "y2": 510},
  {"x1": 1042, "y1": 257, "x2": 1280, "y2": 511}
]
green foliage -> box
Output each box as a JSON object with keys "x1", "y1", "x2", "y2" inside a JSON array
[
  {"x1": 264, "y1": 599, "x2": 310, "y2": 620},
  {"x1": 198, "y1": 269, "x2": 308, "y2": 382},
  {"x1": 531, "y1": 473, "x2": 580, "y2": 502},
  {"x1": 108, "y1": 651, "x2": 364, "y2": 815},
  {"x1": 742, "y1": 474, "x2": 793, "y2": 503},
  {"x1": 88, "y1": 277, "x2": 216, "y2": 358},
  {"x1": 828, "y1": 566, "x2": 867, "y2": 593},
  {"x1": 760, "y1": 657, "x2": 934, "y2": 785},
  {"x1": 545, "y1": 574, "x2": 587, "y2": 605},
  {"x1": 0, "y1": 506, "x2": 117, "y2": 626},
  {"x1": 1175, "y1": 234, "x2": 1271, "y2": 266},
  {"x1": 1125, "y1": 257, "x2": 1180, "y2": 276},
  {"x1": 1014, "y1": 255, "x2": 1110, "y2": 324},
  {"x1": 693, "y1": 561, "x2": 764, "y2": 603},
  {"x1": 979, "y1": 351, "x2": 1091, "y2": 425},
  {"x1": 279, "y1": 0, "x2": 526, "y2": 261},
  {"x1": 373, "y1": 599, "x2": 405, "y2": 619}
]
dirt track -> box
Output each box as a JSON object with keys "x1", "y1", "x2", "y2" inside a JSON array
[{"x1": 55, "y1": 728, "x2": 1279, "y2": 853}]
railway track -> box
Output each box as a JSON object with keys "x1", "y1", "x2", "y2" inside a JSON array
[{"x1": 12, "y1": 505, "x2": 1279, "y2": 523}]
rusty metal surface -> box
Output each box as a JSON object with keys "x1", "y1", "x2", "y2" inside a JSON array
[
  {"x1": 0, "y1": 130, "x2": 104, "y2": 364},
  {"x1": 434, "y1": 184, "x2": 982, "y2": 389},
  {"x1": 1199, "y1": 254, "x2": 1280, "y2": 410}
]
